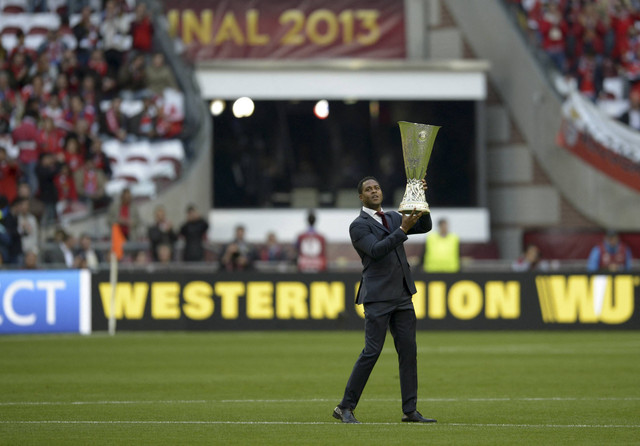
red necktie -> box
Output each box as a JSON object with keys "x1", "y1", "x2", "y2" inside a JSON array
[{"x1": 376, "y1": 211, "x2": 389, "y2": 230}]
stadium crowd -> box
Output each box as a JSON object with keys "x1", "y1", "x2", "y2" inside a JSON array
[
  {"x1": 0, "y1": 0, "x2": 188, "y2": 265},
  {"x1": 509, "y1": 0, "x2": 640, "y2": 128}
]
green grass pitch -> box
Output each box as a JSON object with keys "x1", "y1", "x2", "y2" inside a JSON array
[{"x1": 1, "y1": 331, "x2": 639, "y2": 445}]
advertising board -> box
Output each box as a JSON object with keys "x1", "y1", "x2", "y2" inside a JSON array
[
  {"x1": 91, "y1": 271, "x2": 639, "y2": 331},
  {"x1": 0, "y1": 270, "x2": 91, "y2": 334}
]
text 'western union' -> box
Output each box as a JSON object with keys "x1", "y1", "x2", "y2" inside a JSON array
[{"x1": 98, "y1": 280, "x2": 521, "y2": 321}]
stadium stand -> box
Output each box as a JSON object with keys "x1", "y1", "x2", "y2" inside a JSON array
[
  {"x1": 0, "y1": 0, "x2": 192, "y2": 267},
  {"x1": 506, "y1": 0, "x2": 640, "y2": 121}
]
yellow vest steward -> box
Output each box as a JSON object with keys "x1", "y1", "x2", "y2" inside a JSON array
[{"x1": 423, "y1": 233, "x2": 460, "y2": 272}]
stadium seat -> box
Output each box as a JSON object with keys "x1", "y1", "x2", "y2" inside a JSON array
[
  {"x1": 123, "y1": 141, "x2": 153, "y2": 164},
  {"x1": 99, "y1": 100, "x2": 110, "y2": 113},
  {"x1": 60, "y1": 32, "x2": 77, "y2": 50},
  {"x1": 69, "y1": 13, "x2": 102, "y2": 28},
  {"x1": 162, "y1": 88, "x2": 185, "y2": 121},
  {"x1": 603, "y1": 77, "x2": 625, "y2": 100},
  {"x1": 0, "y1": 0, "x2": 28, "y2": 13},
  {"x1": 104, "y1": 178, "x2": 129, "y2": 197},
  {"x1": 68, "y1": 14, "x2": 80, "y2": 28},
  {"x1": 24, "y1": 34, "x2": 46, "y2": 50},
  {"x1": 393, "y1": 188, "x2": 406, "y2": 208},
  {"x1": 1, "y1": 34, "x2": 18, "y2": 51},
  {"x1": 46, "y1": 0, "x2": 67, "y2": 15},
  {"x1": 27, "y1": 13, "x2": 61, "y2": 34},
  {"x1": 0, "y1": 14, "x2": 25, "y2": 35},
  {"x1": 119, "y1": 99, "x2": 144, "y2": 118},
  {"x1": 335, "y1": 188, "x2": 361, "y2": 208},
  {"x1": 153, "y1": 140, "x2": 185, "y2": 164},
  {"x1": 150, "y1": 160, "x2": 177, "y2": 181},
  {"x1": 101, "y1": 139, "x2": 122, "y2": 164},
  {"x1": 130, "y1": 180, "x2": 157, "y2": 198},
  {"x1": 113, "y1": 160, "x2": 150, "y2": 183},
  {"x1": 291, "y1": 188, "x2": 319, "y2": 208}
]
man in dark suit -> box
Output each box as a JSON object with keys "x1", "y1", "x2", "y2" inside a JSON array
[{"x1": 333, "y1": 176, "x2": 435, "y2": 424}]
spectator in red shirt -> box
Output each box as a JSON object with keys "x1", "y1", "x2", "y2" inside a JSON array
[
  {"x1": 0, "y1": 71, "x2": 17, "y2": 108},
  {"x1": 8, "y1": 52, "x2": 30, "y2": 89},
  {"x1": 578, "y1": 2, "x2": 609, "y2": 50},
  {"x1": 35, "y1": 152, "x2": 62, "y2": 226},
  {"x1": 54, "y1": 163, "x2": 79, "y2": 215},
  {"x1": 29, "y1": 53, "x2": 57, "y2": 93},
  {"x1": 130, "y1": 3, "x2": 154, "y2": 53},
  {"x1": 117, "y1": 52, "x2": 147, "y2": 93},
  {"x1": 609, "y1": 0, "x2": 637, "y2": 61},
  {"x1": 576, "y1": 27, "x2": 605, "y2": 61},
  {"x1": 59, "y1": 50, "x2": 81, "y2": 93},
  {"x1": 16, "y1": 182, "x2": 44, "y2": 223},
  {"x1": 88, "y1": 49, "x2": 109, "y2": 78},
  {"x1": 86, "y1": 139, "x2": 112, "y2": 178},
  {"x1": 20, "y1": 75, "x2": 50, "y2": 110},
  {"x1": 78, "y1": 75, "x2": 98, "y2": 110},
  {"x1": 99, "y1": 73, "x2": 119, "y2": 101},
  {"x1": 0, "y1": 146, "x2": 19, "y2": 203},
  {"x1": 132, "y1": 95, "x2": 157, "y2": 139},
  {"x1": 12, "y1": 110, "x2": 40, "y2": 194},
  {"x1": 9, "y1": 30, "x2": 37, "y2": 65},
  {"x1": 63, "y1": 136, "x2": 84, "y2": 172},
  {"x1": 620, "y1": 89, "x2": 640, "y2": 130},
  {"x1": 52, "y1": 72, "x2": 71, "y2": 109},
  {"x1": 37, "y1": 116, "x2": 66, "y2": 155},
  {"x1": 537, "y1": 1, "x2": 569, "y2": 72},
  {"x1": 577, "y1": 49, "x2": 599, "y2": 100},
  {"x1": 37, "y1": 29, "x2": 68, "y2": 68},
  {"x1": 155, "y1": 103, "x2": 183, "y2": 139},
  {"x1": 103, "y1": 97, "x2": 129, "y2": 141},
  {"x1": 68, "y1": 118, "x2": 94, "y2": 156},
  {"x1": 73, "y1": 6, "x2": 101, "y2": 65},
  {"x1": 42, "y1": 95, "x2": 66, "y2": 127},
  {"x1": 74, "y1": 158, "x2": 108, "y2": 210},
  {"x1": 64, "y1": 95, "x2": 95, "y2": 131},
  {"x1": 296, "y1": 210, "x2": 327, "y2": 272},
  {"x1": 107, "y1": 187, "x2": 140, "y2": 240},
  {"x1": 0, "y1": 44, "x2": 6, "y2": 72}
]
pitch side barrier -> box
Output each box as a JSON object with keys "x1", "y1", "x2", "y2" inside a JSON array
[{"x1": 90, "y1": 271, "x2": 640, "y2": 331}]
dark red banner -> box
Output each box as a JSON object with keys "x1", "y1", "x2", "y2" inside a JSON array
[
  {"x1": 556, "y1": 119, "x2": 640, "y2": 192},
  {"x1": 524, "y1": 229, "x2": 640, "y2": 260},
  {"x1": 163, "y1": 0, "x2": 406, "y2": 60}
]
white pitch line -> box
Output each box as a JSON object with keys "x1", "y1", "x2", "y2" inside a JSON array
[
  {"x1": 1, "y1": 397, "x2": 639, "y2": 406},
  {"x1": 0, "y1": 400, "x2": 207, "y2": 406},
  {"x1": 0, "y1": 421, "x2": 638, "y2": 428}
]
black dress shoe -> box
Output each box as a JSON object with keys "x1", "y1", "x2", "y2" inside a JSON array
[
  {"x1": 402, "y1": 410, "x2": 437, "y2": 423},
  {"x1": 333, "y1": 406, "x2": 361, "y2": 424}
]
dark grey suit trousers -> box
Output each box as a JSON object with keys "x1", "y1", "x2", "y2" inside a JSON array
[{"x1": 340, "y1": 293, "x2": 418, "y2": 414}]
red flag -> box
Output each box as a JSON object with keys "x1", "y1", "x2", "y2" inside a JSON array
[{"x1": 111, "y1": 223, "x2": 125, "y2": 261}]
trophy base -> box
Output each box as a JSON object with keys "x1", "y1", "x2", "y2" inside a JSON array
[
  {"x1": 398, "y1": 179, "x2": 430, "y2": 214},
  {"x1": 398, "y1": 202, "x2": 430, "y2": 214}
]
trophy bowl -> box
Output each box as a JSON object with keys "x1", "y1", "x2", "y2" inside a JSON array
[{"x1": 397, "y1": 121, "x2": 440, "y2": 214}]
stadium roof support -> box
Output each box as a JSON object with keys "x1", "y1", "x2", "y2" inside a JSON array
[{"x1": 195, "y1": 59, "x2": 489, "y2": 101}]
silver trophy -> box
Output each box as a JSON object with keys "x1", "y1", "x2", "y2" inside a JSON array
[{"x1": 397, "y1": 121, "x2": 440, "y2": 214}]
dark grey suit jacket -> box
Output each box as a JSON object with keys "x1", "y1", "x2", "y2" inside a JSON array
[{"x1": 350, "y1": 210, "x2": 432, "y2": 305}]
